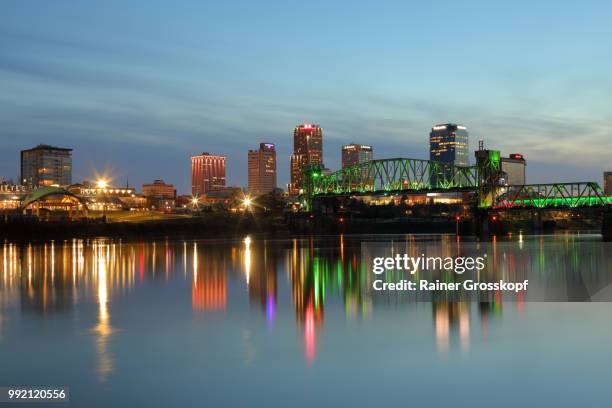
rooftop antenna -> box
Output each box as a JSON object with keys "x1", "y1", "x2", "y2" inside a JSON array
[{"x1": 478, "y1": 140, "x2": 484, "y2": 151}]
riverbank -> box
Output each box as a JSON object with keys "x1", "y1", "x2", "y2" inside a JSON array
[
  {"x1": 0, "y1": 214, "x2": 290, "y2": 242},
  {"x1": 1, "y1": 212, "x2": 606, "y2": 242}
]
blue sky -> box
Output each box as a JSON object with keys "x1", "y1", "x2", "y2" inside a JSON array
[{"x1": 1, "y1": 0, "x2": 611, "y2": 194}]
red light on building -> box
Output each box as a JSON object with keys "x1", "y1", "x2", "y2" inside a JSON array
[
  {"x1": 509, "y1": 154, "x2": 524, "y2": 160},
  {"x1": 191, "y1": 152, "x2": 226, "y2": 196},
  {"x1": 289, "y1": 124, "x2": 323, "y2": 194}
]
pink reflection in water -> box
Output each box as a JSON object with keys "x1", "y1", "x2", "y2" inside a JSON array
[{"x1": 304, "y1": 303, "x2": 316, "y2": 363}]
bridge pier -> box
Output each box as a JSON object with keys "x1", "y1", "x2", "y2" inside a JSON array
[
  {"x1": 603, "y1": 211, "x2": 612, "y2": 242},
  {"x1": 531, "y1": 211, "x2": 543, "y2": 231},
  {"x1": 473, "y1": 210, "x2": 491, "y2": 241}
]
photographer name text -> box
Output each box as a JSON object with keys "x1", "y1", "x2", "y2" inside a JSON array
[{"x1": 371, "y1": 254, "x2": 528, "y2": 293}]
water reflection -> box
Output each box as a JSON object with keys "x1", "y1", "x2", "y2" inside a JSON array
[
  {"x1": 0, "y1": 235, "x2": 610, "y2": 374},
  {"x1": 192, "y1": 242, "x2": 227, "y2": 312},
  {"x1": 433, "y1": 302, "x2": 470, "y2": 353},
  {"x1": 91, "y1": 241, "x2": 114, "y2": 382}
]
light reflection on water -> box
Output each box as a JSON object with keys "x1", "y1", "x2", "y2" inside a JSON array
[{"x1": 0, "y1": 235, "x2": 611, "y2": 407}]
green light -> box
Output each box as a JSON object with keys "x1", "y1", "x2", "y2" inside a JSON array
[
  {"x1": 490, "y1": 150, "x2": 500, "y2": 163},
  {"x1": 509, "y1": 196, "x2": 609, "y2": 208}
]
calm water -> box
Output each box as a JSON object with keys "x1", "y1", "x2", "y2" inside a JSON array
[{"x1": 1, "y1": 234, "x2": 611, "y2": 407}]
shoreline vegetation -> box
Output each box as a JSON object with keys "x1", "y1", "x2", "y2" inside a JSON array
[
  {"x1": 0, "y1": 213, "x2": 288, "y2": 242},
  {"x1": 0, "y1": 210, "x2": 605, "y2": 242}
]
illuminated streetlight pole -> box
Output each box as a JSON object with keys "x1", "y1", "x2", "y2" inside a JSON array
[
  {"x1": 191, "y1": 196, "x2": 199, "y2": 213},
  {"x1": 97, "y1": 179, "x2": 108, "y2": 219}
]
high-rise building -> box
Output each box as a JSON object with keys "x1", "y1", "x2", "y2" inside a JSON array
[
  {"x1": 429, "y1": 124, "x2": 469, "y2": 166},
  {"x1": 191, "y1": 153, "x2": 226, "y2": 196},
  {"x1": 248, "y1": 143, "x2": 277, "y2": 195},
  {"x1": 605, "y1": 171, "x2": 612, "y2": 195},
  {"x1": 501, "y1": 154, "x2": 527, "y2": 186},
  {"x1": 20, "y1": 144, "x2": 72, "y2": 188},
  {"x1": 289, "y1": 124, "x2": 323, "y2": 194},
  {"x1": 342, "y1": 144, "x2": 373, "y2": 168}
]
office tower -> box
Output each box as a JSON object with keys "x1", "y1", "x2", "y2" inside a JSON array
[
  {"x1": 289, "y1": 124, "x2": 323, "y2": 194},
  {"x1": 20, "y1": 144, "x2": 72, "y2": 188},
  {"x1": 605, "y1": 171, "x2": 612, "y2": 195},
  {"x1": 191, "y1": 152, "x2": 226, "y2": 196},
  {"x1": 248, "y1": 143, "x2": 277, "y2": 195},
  {"x1": 429, "y1": 124, "x2": 469, "y2": 166},
  {"x1": 342, "y1": 144, "x2": 373, "y2": 168},
  {"x1": 501, "y1": 154, "x2": 527, "y2": 186}
]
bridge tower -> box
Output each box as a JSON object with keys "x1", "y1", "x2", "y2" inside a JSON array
[
  {"x1": 475, "y1": 148, "x2": 501, "y2": 208},
  {"x1": 303, "y1": 164, "x2": 324, "y2": 211}
]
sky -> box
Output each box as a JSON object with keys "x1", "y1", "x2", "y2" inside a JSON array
[{"x1": 1, "y1": 0, "x2": 611, "y2": 194}]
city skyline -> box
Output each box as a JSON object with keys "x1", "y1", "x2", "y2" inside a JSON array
[
  {"x1": 1, "y1": 1, "x2": 612, "y2": 194},
  {"x1": 2, "y1": 117, "x2": 610, "y2": 196}
]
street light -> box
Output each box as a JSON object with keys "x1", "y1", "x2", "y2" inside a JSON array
[
  {"x1": 95, "y1": 179, "x2": 109, "y2": 218},
  {"x1": 243, "y1": 197, "x2": 252, "y2": 208}
]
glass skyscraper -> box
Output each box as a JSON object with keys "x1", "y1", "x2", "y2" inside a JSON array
[{"x1": 429, "y1": 124, "x2": 469, "y2": 166}]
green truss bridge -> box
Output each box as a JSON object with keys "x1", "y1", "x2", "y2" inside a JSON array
[
  {"x1": 310, "y1": 157, "x2": 477, "y2": 195},
  {"x1": 306, "y1": 156, "x2": 611, "y2": 210}
]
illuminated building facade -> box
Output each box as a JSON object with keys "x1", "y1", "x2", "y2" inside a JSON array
[
  {"x1": 248, "y1": 143, "x2": 277, "y2": 195},
  {"x1": 142, "y1": 179, "x2": 177, "y2": 211},
  {"x1": 21, "y1": 144, "x2": 72, "y2": 187},
  {"x1": 342, "y1": 144, "x2": 373, "y2": 168},
  {"x1": 69, "y1": 182, "x2": 137, "y2": 211},
  {"x1": 289, "y1": 124, "x2": 323, "y2": 194},
  {"x1": 605, "y1": 172, "x2": 612, "y2": 195},
  {"x1": 501, "y1": 154, "x2": 526, "y2": 186},
  {"x1": 429, "y1": 124, "x2": 469, "y2": 166},
  {"x1": 191, "y1": 153, "x2": 226, "y2": 196},
  {"x1": 142, "y1": 180, "x2": 176, "y2": 199},
  {"x1": 0, "y1": 184, "x2": 27, "y2": 210},
  {"x1": 71, "y1": 182, "x2": 135, "y2": 197}
]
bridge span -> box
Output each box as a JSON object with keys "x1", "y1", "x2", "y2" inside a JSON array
[{"x1": 305, "y1": 153, "x2": 611, "y2": 210}]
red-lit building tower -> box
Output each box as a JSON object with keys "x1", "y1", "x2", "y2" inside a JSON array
[
  {"x1": 191, "y1": 152, "x2": 226, "y2": 196},
  {"x1": 289, "y1": 124, "x2": 323, "y2": 195}
]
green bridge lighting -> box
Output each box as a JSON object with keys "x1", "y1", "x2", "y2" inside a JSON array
[{"x1": 303, "y1": 158, "x2": 611, "y2": 210}]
